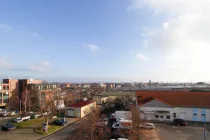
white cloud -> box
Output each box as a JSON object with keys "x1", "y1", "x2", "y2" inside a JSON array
[
  {"x1": 0, "y1": 24, "x2": 13, "y2": 30},
  {"x1": 137, "y1": 53, "x2": 150, "y2": 61},
  {"x1": 32, "y1": 32, "x2": 40, "y2": 37},
  {"x1": 142, "y1": 40, "x2": 148, "y2": 49},
  {"x1": 130, "y1": 0, "x2": 210, "y2": 80},
  {"x1": 85, "y1": 44, "x2": 99, "y2": 52},
  {"x1": 0, "y1": 58, "x2": 12, "y2": 69},
  {"x1": 29, "y1": 61, "x2": 51, "y2": 72}
]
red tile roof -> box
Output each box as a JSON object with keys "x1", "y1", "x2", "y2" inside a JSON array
[
  {"x1": 136, "y1": 91, "x2": 210, "y2": 108},
  {"x1": 68, "y1": 100, "x2": 95, "y2": 108}
]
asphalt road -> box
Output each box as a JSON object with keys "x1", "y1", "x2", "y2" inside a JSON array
[
  {"x1": 40, "y1": 117, "x2": 89, "y2": 140},
  {"x1": 155, "y1": 123, "x2": 210, "y2": 140}
]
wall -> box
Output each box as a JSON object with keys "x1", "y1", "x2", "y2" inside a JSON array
[
  {"x1": 80, "y1": 102, "x2": 96, "y2": 118},
  {"x1": 65, "y1": 107, "x2": 81, "y2": 117},
  {"x1": 8, "y1": 79, "x2": 19, "y2": 110}
]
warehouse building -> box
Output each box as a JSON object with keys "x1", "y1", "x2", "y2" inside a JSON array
[{"x1": 65, "y1": 100, "x2": 96, "y2": 118}]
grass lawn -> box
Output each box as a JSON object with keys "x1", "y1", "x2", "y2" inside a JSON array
[
  {"x1": 35, "y1": 125, "x2": 63, "y2": 135},
  {"x1": 15, "y1": 118, "x2": 45, "y2": 128}
]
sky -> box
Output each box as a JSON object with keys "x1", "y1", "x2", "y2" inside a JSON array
[{"x1": 0, "y1": 0, "x2": 210, "y2": 83}]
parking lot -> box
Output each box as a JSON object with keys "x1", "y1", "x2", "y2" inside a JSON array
[{"x1": 155, "y1": 123, "x2": 210, "y2": 140}]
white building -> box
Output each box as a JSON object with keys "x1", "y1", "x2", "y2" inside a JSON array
[
  {"x1": 65, "y1": 100, "x2": 96, "y2": 118},
  {"x1": 137, "y1": 91, "x2": 210, "y2": 122},
  {"x1": 115, "y1": 111, "x2": 132, "y2": 120}
]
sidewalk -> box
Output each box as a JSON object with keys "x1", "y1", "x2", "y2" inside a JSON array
[{"x1": 0, "y1": 117, "x2": 79, "y2": 140}]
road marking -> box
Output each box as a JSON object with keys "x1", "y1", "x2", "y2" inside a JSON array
[
  {"x1": 173, "y1": 126, "x2": 178, "y2": 128},
  {"x1": 198, "y1": 132, "x2": 202, "y2": 134},
  {"x1": 177, "y1": 131, "x2": 181, "y2": 133}
]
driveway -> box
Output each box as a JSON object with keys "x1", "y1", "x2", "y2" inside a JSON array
[
  {"x1": 155, "y1": 123, "x2": 210, "y2": 140},
  {"x1": 40, "y1": 117, "x2": 88, "y2": 140}
]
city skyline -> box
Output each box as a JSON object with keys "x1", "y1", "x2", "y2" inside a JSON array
[{"x1": 1, "y1": 0, "x2": 210, "y2": 82}]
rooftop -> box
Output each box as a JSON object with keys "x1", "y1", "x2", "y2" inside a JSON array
[
  {"x1": 100, "y1": 92, "x2": 135, "y2": 96},
  {"x1": 68, "y1": 100, "x2": 95, "y2": 108},
  {"x1": 136, "y1": 90, "x2": 210, "y2": 108}
]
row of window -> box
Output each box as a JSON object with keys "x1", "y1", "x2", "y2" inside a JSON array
[
  {"x1": 155, "y1": 115, "x2": 171, "y2": 119},
  {"x1": 193, "y1": 113, "x2": 206, "y2": 116},
  {"x1": 0, "y1": 85, "x2": 10, "y2": 90},
  {"x1": 30, "y1": 85, "x2": 57, "y2": 90}
]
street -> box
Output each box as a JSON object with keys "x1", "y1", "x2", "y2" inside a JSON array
[
  {"x1": 40, "y1": 117, "x2": 89, "y2": 140},
  {"x1": 155, "y1": 123, "x2": 210, "y2": 140}
]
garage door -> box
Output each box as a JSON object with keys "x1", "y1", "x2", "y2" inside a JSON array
[{"x1": 67, "y1": 109, "x2": 74, "y2": 117}]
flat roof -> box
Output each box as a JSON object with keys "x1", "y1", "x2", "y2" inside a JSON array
[
  {"x1": 68, "y1": 100, "x2": 95, "y2": 108},
  {"x1": 100, "y1": 92, "x2": 135, "y2": 96}
]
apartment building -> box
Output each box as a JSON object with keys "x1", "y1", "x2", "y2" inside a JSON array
[
  {"x1": 0, "y1": 83, "x2": 10, "y2": 108},
  {"x1": 0, "y1": 79, "x2": 19, "y2": 109},
  {"x1": 27, "y1": 83, "x2": 61, "y2": 109}
]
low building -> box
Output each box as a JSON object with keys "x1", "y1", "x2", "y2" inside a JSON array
[
  {"x1": 92, "y1": 96, "x2": 108, "y2": 104},
  {"x1": 136, "y1": 91, "x2": 210, "y2": 122},
  {"x1": 65, "y1": 100, "x2": 96, "y2": 118}
]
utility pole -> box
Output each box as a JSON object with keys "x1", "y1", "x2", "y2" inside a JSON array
[
  {"x1": 19, "y1": 99, "x2": 21, "y2": 114},
  {"x1": 29, "y1": 100, "x2": 30, "y2": 112}
]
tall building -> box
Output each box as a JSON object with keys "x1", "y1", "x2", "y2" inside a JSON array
[
  {"x1": 0, "y1": 83, "x2": 10, "y2": 109},
  {"x1": 2, "y1": 79, "x2": 19, "y2": 109}
]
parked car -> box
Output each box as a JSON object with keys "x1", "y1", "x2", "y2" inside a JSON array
[
  {"x1": 22, "y1": 115, "x2": 31, "y2": 121},
  {"x1": 13, "y1": 117, "x2": 23, "y2": 123},
  {"x1": 1, "y1": 123, "x2": 16, "y2": 131},
  {"x1": 140, "y1": 123, "x2": 155, "y2": 129},
  {"x1": 173, "y1": 119, "x2": 187, "y2": 126},
  {"x1": 53, "y1": 119, "x2": 67, "y2": 126}
]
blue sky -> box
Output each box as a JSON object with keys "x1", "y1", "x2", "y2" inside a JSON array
[{"x1": 1, "y1": 0, "x2": 210, "y2": 82}]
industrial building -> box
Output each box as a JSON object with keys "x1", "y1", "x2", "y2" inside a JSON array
[
  {"x1": 65, "y1": 100, "x2": 96, "y2": 118},
  {"x1": 136, "y1": 91, "x2": 210, "y2": 122}
]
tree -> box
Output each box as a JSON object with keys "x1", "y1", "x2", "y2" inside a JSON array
[
  {"x1": 21, "y1": 87, "x2": 30, "y2": 113},
  {"x1": 64, "y1": 91, "x2": 74, "y2": 106},
  {"x1": 39, "y1": 88, "x2": 62, "y2": 132},
  {"x1": 129, "y1": 105, "x2": 141, "y2": 140},
  {"x1": 89, "y1": 107, "x2": 100, "y2": 140}
]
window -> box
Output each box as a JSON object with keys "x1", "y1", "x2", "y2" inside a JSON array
[
  {"x1": 193, "y1": 113, "x2": 197, "y2": 115},
  {"x1": 155, "y1": 115, "x2": 159, "y2": 118},
  {"x1": 160, "y1": 116, "x2": 163, "y2": 118},
  {"x1": 166, "y1": 116, "x2": 170, "y2": 119},
  {"x1": 173, "y1": 113, "x2": 176, "y2": 118}
]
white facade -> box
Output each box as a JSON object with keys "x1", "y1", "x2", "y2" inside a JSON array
[{"x1": 140, "y1": 99, "x2": 210, "y2": 122}]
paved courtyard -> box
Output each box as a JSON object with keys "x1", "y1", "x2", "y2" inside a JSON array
[{"x1": 155, "y1": 123, "x2": 210, "y2": 140}]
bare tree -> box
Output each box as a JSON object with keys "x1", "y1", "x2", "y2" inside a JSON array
[
  {"x1": 39, "y1": 88, "x2": 62, "y2": 131},
  {"x1": 129, "y1": 105, "x2": 141, "y2": 140},
  {"x1": 21, "y1": 87, "x2": 30, "y2": 113},
  {"x1": 63, "y1": 91, "x2": 74, "y2": 106},
  {"x1": 89, "y1": 107, "x2": 100, "y2": 140}
]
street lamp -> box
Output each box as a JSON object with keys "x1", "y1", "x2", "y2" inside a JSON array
[{"x1": 204, "y1": 110, "x2": 209, "y2": 140}]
